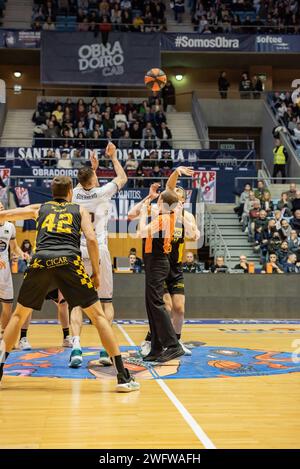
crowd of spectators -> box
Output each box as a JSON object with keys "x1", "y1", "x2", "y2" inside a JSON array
[
  {"x1": 32, "y1": 93, "x2": 176, "y2": 180},
  {"x1": 270, "y1": 85, "x2": 300, "y2": 150},
  {"x1": 31, "y1": 0, "x2": 167, "y2": 32},
  {"x1": 235, "y1": 180, "x2": 300, "y2": 273},
  {"x1": 189, "y1": 0, "x2": 300, "y2": 34}
]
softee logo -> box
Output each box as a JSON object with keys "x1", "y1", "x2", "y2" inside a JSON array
[
  {"x1": 174, "y1": 35, "x2": 239, "y2": 49},
  {"x1": 257, "y1": 36, "x2": 283, "y2": 44},
  {"x1": 78, "y1": 41, "x2": 124, "y2": 76}
]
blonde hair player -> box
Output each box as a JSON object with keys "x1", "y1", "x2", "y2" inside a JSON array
[{"x1": 69, "y1": 142, "x2": 127, "y2": 368}]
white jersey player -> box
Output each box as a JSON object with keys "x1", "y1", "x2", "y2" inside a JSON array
[
  {"x1": 69, "y1": 143, "x2": 127, "y2": 368},
  {"x1": 0, "y1": 202, "x2": 30, "y2": 348}
]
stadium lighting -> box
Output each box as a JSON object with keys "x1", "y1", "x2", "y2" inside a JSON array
[
  {"x1": 175, "y1": 74, "x2": 184, "y2": 81},
  {"x1": 13, "y1": 71, "x2": 22, "y2": 78}
]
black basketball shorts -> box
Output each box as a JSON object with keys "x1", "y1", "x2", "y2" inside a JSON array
[
  {"x1": 18, "y1": 254, "x2": 98, "y2": 311},
  {"x1": 163, "y1": 263, "x2": 185, "y2": 296}
]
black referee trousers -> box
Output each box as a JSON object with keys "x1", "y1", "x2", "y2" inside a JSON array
[{"x1": 144, "y1": 255, "x2": 179, "y2": 353}]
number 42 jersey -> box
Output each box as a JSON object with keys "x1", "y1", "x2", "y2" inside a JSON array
[{"x1": 72, "y1": 182, "x2": 118, "y2": 248}]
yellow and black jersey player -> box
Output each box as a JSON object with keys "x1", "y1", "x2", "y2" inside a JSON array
[{"x1": 0, "y1": 176, "x2": 139, "y2": 393}]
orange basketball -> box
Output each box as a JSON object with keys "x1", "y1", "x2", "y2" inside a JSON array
[{"x1": 144, "y1": 68, "x2": 167, "y2": 92}]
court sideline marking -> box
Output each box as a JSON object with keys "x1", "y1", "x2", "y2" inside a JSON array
[{"x1": 116, "y1": 323, "x2": 216, "y2": 450}]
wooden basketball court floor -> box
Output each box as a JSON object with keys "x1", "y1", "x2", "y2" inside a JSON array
[{"x1": 0, "y1": 321, "x2": 300, "y2": 449}]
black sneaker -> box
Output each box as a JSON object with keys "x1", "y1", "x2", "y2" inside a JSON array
[
  {"x1": 116, "y1": 368, "x2": 140, "y2": 393},
  {"x1": 156, "y1": 345, "x2": 185, "y2": 363},
  {"x1": 143, "y1": 349, "x2": 163, "y2": 362}
]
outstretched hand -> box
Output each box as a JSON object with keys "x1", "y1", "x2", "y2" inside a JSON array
[
  {"x1": 149, "y1": 183, "x2": 160, "y2": 200},
  {"x1": 106, "y1": 142, "x2": 117, "y2": 159},
  {"x1": 176, "y1": 166, "x2": 194, "y2": 177},
  {"x1": 90, "y1": 151, "x2": 99, "y2": 171}
]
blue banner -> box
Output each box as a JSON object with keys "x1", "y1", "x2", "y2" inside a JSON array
[
  {"x1": 41, "y1": 31, "x2": 160, "y2": 85},
  {"x1": 0, "y1": 147, "x2": 255, "y2": 164},
  {"x1": 161, "y1": 33, "x2": 300, "y2": 53}
]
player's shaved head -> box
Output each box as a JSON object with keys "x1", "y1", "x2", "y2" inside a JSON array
[
  {"x1": 160, "y1": 189, "x2": 179, "y2": 209},
  {"x1": 51, "y1": 176, "x2": 73, "y2": 198}
]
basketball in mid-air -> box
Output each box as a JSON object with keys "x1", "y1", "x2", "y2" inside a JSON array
[{"x1": 144, "y1": 68, "x2": 167, "y2": 92}]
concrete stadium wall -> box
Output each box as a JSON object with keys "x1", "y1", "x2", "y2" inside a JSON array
[
  {"x1": 197, "y1": 98, "x2": 264, "y2": 128},
  {"x1": 12, "y1": 273, "x2": 299, "y2": 319}
]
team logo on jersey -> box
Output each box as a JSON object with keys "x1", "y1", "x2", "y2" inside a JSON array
[
  {"x1": 0, "y1": 240, "x2": 7, "y2": 252},
  {"x1": 31, "y1": 258, "x2": 45, "y2": 269},
  {"x1": 4, "y1": 345, "x2": 300, "y2": 381}
]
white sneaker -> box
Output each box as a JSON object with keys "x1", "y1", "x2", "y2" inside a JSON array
[
  {"x1": 69, "y1": 349, "x2": 82, "y2": 368},
  {"x1": 179, "y1": 340, "x2": 192, "y2": 356},
  {"x1": 19, "y1": 337, "x2": 32, "y2": 351},
  {"x1": 62, "y1": 335, "x2": 73, "y2": 348},
  {"x1": 116, "y1": 371, "x2": 140, "y2": 393},
  {"x1": 140, "y1": 340, "x2": 151, "y2": 357}
]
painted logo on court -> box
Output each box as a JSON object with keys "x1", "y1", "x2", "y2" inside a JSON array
[{"x1": 3, "y1": 344, "x2": 300, "y2": 381}]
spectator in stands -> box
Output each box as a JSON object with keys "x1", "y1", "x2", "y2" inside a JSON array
[
  {"x1": 239, "y1": 72, "x2": 252, "y2": 99},
  {"x1": 18, "y1": 239, "x2": 32, "y2": 273},
  {"x1": 57, "y1": 151, "x2": 73, "y2": 169},
  {"x1": 141, "y1": 129, "x2": 160, "y2": 150},
  {"x1": 288, "y1": 230, "x2": 300, "y2": 255},
  {"x1": 261, "y1": 191, "x2": 274, "y2": 215},
  {"x1": 273, "y1": 138, "x2": 288, "y2": 184},
  {"x1": 118, "y1": 130, "x2": 132, "y2": 150},
  {"x1": 247, "y1": 199, "x2": 261, "y2": 237},
  {"x1": 242, "y1": 190, "x2": 260, "y2": 231},
  {"x1": 218, "y1": 71, "x2": 230, "y2": 99},
  {"x1": 210, "y1": 256, "x2": 228, "y2": 274},
  {"x1": 42, "y1": 149, "x2": 57, "y2": 167},
  {"x1": 263, "y1": 253, "x2": 284, "y2": 274},
  {"x1": 42, "y1": 16, "x2": 56, "y2": 30},
  {"x1": 135, "y1": 165, "x2": 145, "y2": 188},
  {"x1": 292, "y1": 191, "x2": 300, "y2": 213},
  {"x1": 71, "y1": 150, "x2": 85, "y2": 169},
  {"x1": 251, "y1": 209, "x2": 268, "y2": 241},
  {"x1": 159, "y1": 151, "x2": 173, "y2": 170},
  {"x1": 162, "y1": 80, "x2": 176, "y2": 112},
  {"x1": 52, "y1": 104, "x2": 64, "y2": 124},
  {"x1": 284, "y1": 253, "x2": 300, "y2": 273},
  {"x1": 286, "y1": 183, "x2": 297, "y2": 201},
  {"x1": 277, "y1": 241, "x2": 290, "y2": 267},
  {"x1": 234, "y1": 255, "x2": 250, "y2": 273},
  {"x1": 267, "y1": 230, "x2": 282, "y2": 256},
  {"x1": 124, "y1": 152, "x2": 138, "y2": 171},
  {"x1": 254, "y1": 180, "x2": 271, "y2": 201},
  {"x1": 252, "y1": 75, "x2": 263, "y2": 99},
  {"x1": 277, "y1": 192, "x2": 293, "y2": 217},
  {"x1": 174, "y1": 0, "x2": 185, "y2": 23},
  {"x1": 235, "y1": 183, "x2": 252, "y2": 220},
  {"x1": 128, "y1": 247, "x2": 143, "y2": 270},
  {"x1": 129, "y1": 253, "x2": 143, "y2": 273},
  {"x1": 130, "y1": 121, "x2": 142, "y2": 148},
  {"x1": 44, "y1": 121, "x2": 60, "y2": 139},
  {"x1": 150, "y1": 164, "x2": 163, "y2": 185},
  {"x1": 290, "y1": 210, "x2": 300, "y2": 235},
  {"x1": 156, "y1": 122, "x2": 172, "y2": 149},
  {"x1": 182, "y1": 252, "x2": 202, "y2": 273},
  {"x1": 278, "y1": 219, "x2": 292, "y2": 240}
]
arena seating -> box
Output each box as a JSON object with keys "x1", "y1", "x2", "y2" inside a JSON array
[
  {"x1": 234, "y1": 181, "x2": 300, "y2": 273},
  {"x1": 31, "y1": 0, "x2": 167, "y2": 32},
  {"x1": 190, "y1": 0, "x2": 300, "y2": 34},
  {"x1": 268, "y1": 88, "x2": 300, "y2": 154}
]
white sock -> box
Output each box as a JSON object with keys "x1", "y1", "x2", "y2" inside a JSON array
[{"x1": 72, "y1": 336, "x2": 81, "y2": 349}]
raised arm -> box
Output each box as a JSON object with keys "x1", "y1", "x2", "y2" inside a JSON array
[
  {"x1": 80, "y1": 206, "x2": 100, "y2": 288},
  {"x1": 0, "y1": 204, "x2": 40, "y2": 223},
  {"x1": 128, "y1": 183, "x2": 160, "y2": 221},
  {"x1": 183, "y1": 211, "x2": 200, "y2": 241},
  {"x1": 106, "y1": 142, "x2": 127, "y2": 190},
  {"x1": 166, "y1": 166, "x2": 194, "y2": 191}
]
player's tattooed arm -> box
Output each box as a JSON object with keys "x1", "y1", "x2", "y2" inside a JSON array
[
  {"x1": 0, "y1": 204, "x2": 41, "y2": 222},
  {"x1": 106, "y1": 142, "x2": 128, "y2": 190},
  {"x1": 166, "y1": 166, "x2": 194, "y2": 191},
  {"x1": 80, "y1": 206, "x2": 100, "y2": 289}
]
